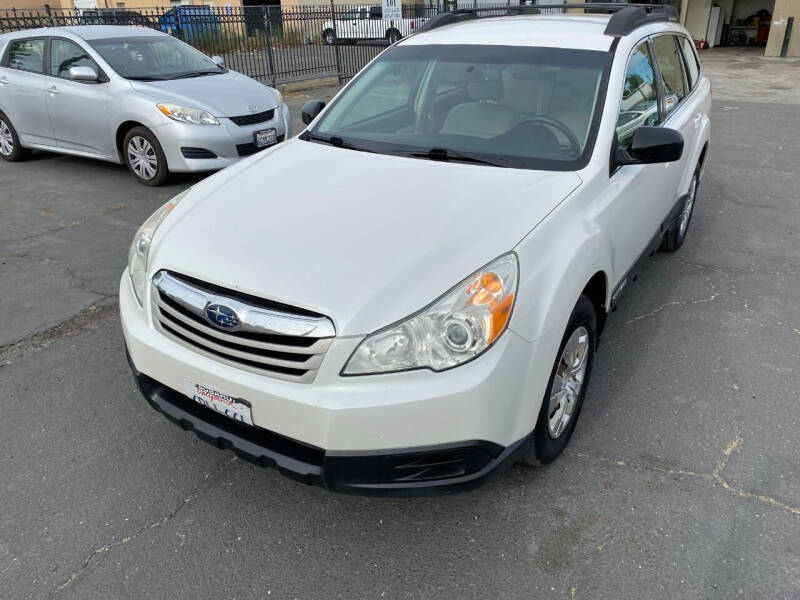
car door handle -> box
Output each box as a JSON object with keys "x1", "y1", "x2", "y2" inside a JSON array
[
  {"x1": 47, "y1": 85, "x2": 60, "y2": 95},
  {"x1": 0, "y1": 77, "x2": 8, "y2": 85}
]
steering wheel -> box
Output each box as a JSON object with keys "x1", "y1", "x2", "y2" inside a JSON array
[{"x1": 515, "y1": 116, "x2": 582, "y2": 158}]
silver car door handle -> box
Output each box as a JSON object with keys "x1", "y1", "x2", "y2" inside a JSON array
[{"x1": 47, "y1": 86, "x2": 60, "y2": 95}]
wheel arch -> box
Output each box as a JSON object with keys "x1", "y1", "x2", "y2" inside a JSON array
[{"x1": 115, "y1": 120, "x2": 146, "y2": 162}]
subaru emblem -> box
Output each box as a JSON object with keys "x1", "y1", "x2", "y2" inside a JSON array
[
  {"x1": 247, "y1": 104, "x2": 258, "y2": 113},
  {"x1": 205, "y1": 304, "x2": 241, "y2": 330}
]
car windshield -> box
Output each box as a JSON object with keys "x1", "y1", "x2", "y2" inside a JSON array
[
  {"x1": 89, "y1": 36, "x2": 223, "y2": 80},
  {"x1": 309, "y1": 44, "x2": 610, "y2": 170}
]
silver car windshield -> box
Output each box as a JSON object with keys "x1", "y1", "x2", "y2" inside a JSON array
[
  {"x1": 309, "y1": 44, "x2": 611, "y2": 171},
  {"x1": 89, "y1": 36, "x2": 224, "y2": 81}
]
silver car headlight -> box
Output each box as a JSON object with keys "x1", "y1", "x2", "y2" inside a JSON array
[
  {"x1": 157, "y1": 103, "x2": 220, "y2": 126},
  {"x1": 128, "y1": 190, "x2": 190, "y2": 305},
  {"x1": 343, "y1": 253, "x2": 519, "y2": 376},
  {"x1": 269, "y1": 87, "x2": 283, "y2": 109}
]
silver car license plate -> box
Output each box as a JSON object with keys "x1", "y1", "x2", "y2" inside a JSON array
[{"x1": 254, "y1": 128, "x2": 277, "y2": 148}]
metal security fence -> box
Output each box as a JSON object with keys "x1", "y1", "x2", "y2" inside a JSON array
[{"x1": 0, "y1": 2, "x2": 567, "y2": 84}]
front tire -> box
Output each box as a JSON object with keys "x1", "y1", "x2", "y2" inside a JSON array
[
  {"x1": 123, "y1": 126, "x2": 168, "y2": 186},
  {"x1": 387, "y1": 29, "x2": 401, "y2": 44},
  {"x1": 521, "y1": 295, "x2": 597, "y2": 466},
  {"x1": 323, "y1": 29, "x2": 336, "y2": 45},
  {"x1": 661, "y1": 168, "x2": 699, "y2": 252},
  {"x1": 0, "y1": 112, "x2": 32, "y2": 162}
]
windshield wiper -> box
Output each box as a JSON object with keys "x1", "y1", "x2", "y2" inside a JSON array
[
  {"x1": 408, "y1": 147, "x2": 509, "y2": 168},
  {"x1": 126, "y1": 76, "x2": 166, "y2": 81},
  {"x1": 302, "y1": 132, "x2": 375, "y2": 154},
  {"x1": 170, "y1": 70, "x2": 223, "y2": 79}
]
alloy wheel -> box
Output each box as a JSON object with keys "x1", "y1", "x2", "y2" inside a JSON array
[
  {"x1": 0, "y1": 120, "x2": 13, "y2": 156},
  {"x1": 127, "y1": 136, "x2": 158, "y2": 180},
  {"x1": 547, "y1": 326, "x2": 590, "y2": 439}
]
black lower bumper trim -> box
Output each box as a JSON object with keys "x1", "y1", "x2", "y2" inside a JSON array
[{"x1": 127, "y1": 352, "x2": 525, "y2": 495}]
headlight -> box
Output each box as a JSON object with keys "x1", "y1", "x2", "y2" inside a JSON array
[
  {"x1": 343, "y1": 253, "x2": 518, "y2": 376},
  {"x1": 128, "y1": 190, "x2": 190, "y2": 305},
  {"x1": 270, "y1": 87, "x2": 283, "y2": 109},
  {"x1": 157, "y1": 103, "x2": 219, "y2": 126}
]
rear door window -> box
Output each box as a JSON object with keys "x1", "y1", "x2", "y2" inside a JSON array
[
  {"x1": 678, "y1": 36, "x2": 700, "y2": 90},
  {"x1": 4, "y1": 38, "x2": 46, "y2": 74},
  {"x1": 652, "y1": 35, "x2": 687, "y2": 117}
]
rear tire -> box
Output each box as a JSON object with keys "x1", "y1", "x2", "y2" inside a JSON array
[
  {"x1": 323, "y1": 29, "x2": 336, "y2": 45},
  {"x1": 0, "y1": 112, "x2": 32, "y2": 162},
  {"x1": 387, "y1": 29, "x2": 401, "y2": 44},
  {"x1": 123, "y1": 126, "x2": 169, "y2": 186},
  {"x1": 521, "y1": 295, "x2": 597, "y2": 466},
  {"x1": 661, "y1": 167, "x2": 699, "y2": 252}
]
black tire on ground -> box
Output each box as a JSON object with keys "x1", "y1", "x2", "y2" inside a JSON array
[
  {"x1": 122, "y1": 126, "x2": 169, "y2": 187},
  {"x1": 661, "y1": 166, "x2": 700, "y2": 252},
  {"x1": 323, "y1": 29, "x2": 336, "y2": 45},
  {"x1": 0, "y1": 112, "x2": 32, "y2": 162},
  {"x1": 387, "y1": 29, "x2": 401, "y2": 44},
  {"x1": 521, "y1": 295, "x2": 597, "y2": 466}
]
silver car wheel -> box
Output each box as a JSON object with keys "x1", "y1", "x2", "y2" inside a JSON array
[
  {"x1": 0, "y1": 120, "x2": 13, "y2": 156},
  {"x1": 679, "y1": 174, "x2": 698, "y2": 238},
  {"x1": 547, "y1": 326, "x2": 589, "y2": 439},
  {"x1": 127, "y1": 135, "x2": 158, "y2": 180}
]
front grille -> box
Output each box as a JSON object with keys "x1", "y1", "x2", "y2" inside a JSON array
[
  {"x1": 150, "y1": 271, "x2": 334, "y2": 383},
  {"x1": 236, "y1": 133, "x2": 285, "y2": 156},
  {"x1": 229, "y1": 109, "x2": 275, "y2": 126},
  {"x1": 181, "y1": 147, "x2": 217, "y2": 159}
]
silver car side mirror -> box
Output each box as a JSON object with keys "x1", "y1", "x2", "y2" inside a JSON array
[
  {"x1": 211, "y1": 55, "x2": 225, "y2": 68},
  {"x1": 69, "y1": 65, "x2": 99, "y2": 82}
]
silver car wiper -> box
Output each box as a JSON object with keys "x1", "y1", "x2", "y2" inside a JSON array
[
  {"x1": 170, "y1": 71, "x2": 224, "y2": 80},
  {"x1": 407, "y1": 147, "x2": 509, "y2": 168}
]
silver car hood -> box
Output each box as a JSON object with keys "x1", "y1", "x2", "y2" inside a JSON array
[
  {"x1": 149, "y1": 139, "x2": 582, "y2": 336},
  {"x1": 130, "y1": 70, "x2": 279, "y2": 118}
]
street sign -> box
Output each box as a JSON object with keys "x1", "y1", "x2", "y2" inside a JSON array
[{"x1": 382, "y1": 0, "x2": 402, "y2": 21}]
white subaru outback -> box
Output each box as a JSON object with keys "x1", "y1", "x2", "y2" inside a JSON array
[{"x1": 120, "y1": 4, "x2": 711, "y2": 494}]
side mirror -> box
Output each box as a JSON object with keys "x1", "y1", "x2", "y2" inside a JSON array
[
  {"x1": 301, "y1": 99, "x2": 326, "y2": 125},
  {"x1": 211, "y1": 55, "x2": 225, "y2": 68},
  {"x1": 68, "y1": 65, "x2": 99, "y2": 82},
  {"x1": 616, "y1": 126, "x2": 683, "y2": 166}
]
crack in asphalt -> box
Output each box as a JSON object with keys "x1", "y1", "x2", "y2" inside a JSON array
[
  {"x1": 576, "y1": 436, "x2": 800, "y2": 518},
  {"x1": 0, "y1": 302, "x2": 118, "y2": 366},
  {"x1": 0, "y1": 203, "x2": 129, "y2": 247},
  {"x1": 52, "y1": 455, "x2": 238, "y2": 594}
]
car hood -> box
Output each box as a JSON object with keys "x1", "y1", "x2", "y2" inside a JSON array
[
  {"x1": 130, "y1": 71, "x2": 278, "y2": 117},
  {"x1": 150, "y1": 139, "x2": 582, "y2": 336}
]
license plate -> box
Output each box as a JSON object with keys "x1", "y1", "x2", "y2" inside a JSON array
[
  {"x1": 254, "y1": 128, "x2": 277, "y2": 148},
  {"x1": 184, "y1": 379, "x2": 253, "y2": 426}
]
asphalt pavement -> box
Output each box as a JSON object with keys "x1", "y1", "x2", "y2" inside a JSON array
[{"x1": 0, "y1": 50, "x2": 798, "y2": 599}]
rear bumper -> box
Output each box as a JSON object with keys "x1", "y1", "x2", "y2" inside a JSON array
[{"x1": 128, "y1": 355, "x2": 527, "y2": 495}]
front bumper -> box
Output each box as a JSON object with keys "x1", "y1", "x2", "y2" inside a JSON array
[
  {"x1": 152, "y1": 103, "x2": 291, "y2": 173},
  {"x1": 120, "y1": 270, "x2": 556, "y2": 494},
  {"x1": 128, "y1": 357, "x2": 527, "y2": 495}
]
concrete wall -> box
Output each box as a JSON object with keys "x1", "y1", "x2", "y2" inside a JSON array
[{"x1": 766, "y1": 0, "x2": 800, "y2": 56}]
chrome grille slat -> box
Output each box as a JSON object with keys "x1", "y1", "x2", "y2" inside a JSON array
[
  {"x1": 150, "y1": 270, "x2": 334, "y2": 384},
  {"x1": 155, "y1": 297, "x2": 332, "y2": 355},
  {"x1": 156, "y1": 313, "x2": 325, "y2": 370}
]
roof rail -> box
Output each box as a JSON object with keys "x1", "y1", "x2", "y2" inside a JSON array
[{"x1": 417, "y1": 3, "x2": 679, "y2": 38}]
